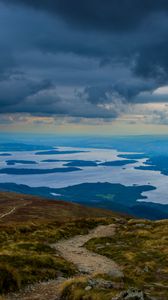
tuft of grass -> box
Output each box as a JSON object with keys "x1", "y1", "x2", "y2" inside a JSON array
[
  {"x1": 60, "y1": 276, "x2": 120, "y2": 300},
  {"x1": 0, "y1": 250, "x2": 76, "y2": 293},
  {"x1": 0, "y1": 264, "x2": 21, "y2": 293}
]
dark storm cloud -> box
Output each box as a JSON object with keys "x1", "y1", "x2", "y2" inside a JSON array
[
  {"x1": 0, "y1": 75, "x2": 52, "y2": 107},
  {"x1": 4, "y1": 0, "x2": 168, "y2": 32},
  {"x1": 1, "y1": 1, "x2": 168, "y2": 121},
  {"x1": 0, "y1": 85, "x2": 118, "y2": 119},
  {"x1": 0, "y1": 47, "x2": 16, "y2": 80},
  {"x1": 134, "y1": 40, "x2": 168, "y2": 82},
  {"x1": 82, "y1": 80, "x2": 156, "y2": 105}
]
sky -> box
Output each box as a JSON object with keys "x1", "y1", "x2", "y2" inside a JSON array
[{"x1": 1, "y1": 0, "x2": 168, "y2": 135}]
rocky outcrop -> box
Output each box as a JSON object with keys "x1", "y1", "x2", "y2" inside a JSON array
[{"x1": 112, "y1": 288, "x2": 155, "y2": 300}]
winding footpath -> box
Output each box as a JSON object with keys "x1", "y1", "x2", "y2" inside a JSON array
[
  {"x1": 6, "y1": 223, "x2": 122, "y2": 300},
  {"x1": 0, "y1": 207, "x2": 17, "y2": 220},
  {"x1": 54, "y1": 223, "x2": 122, "y2": 277},
  {"x1": 0, "y1": 202, "x2": 30, "y2": 220}
]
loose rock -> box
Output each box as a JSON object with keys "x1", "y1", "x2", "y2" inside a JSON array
[
  {"x1": 85, "y1": 286, "x2": 92, "y2": 291},
  {"x1": 112, "y1": 287, "x2": 154, "y2": 300}
]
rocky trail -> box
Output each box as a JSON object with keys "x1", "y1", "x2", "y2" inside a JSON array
[
  {"x1": 54, "y1": 223, "x2": 122, "y2": 277},
  {"x1": 6, "y1": 223, "x2": 122, "y2": 300}
]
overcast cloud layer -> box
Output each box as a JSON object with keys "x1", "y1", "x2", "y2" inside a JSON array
[{"x1": 1, "y1": 0, "x2": 168, "y2": 124}]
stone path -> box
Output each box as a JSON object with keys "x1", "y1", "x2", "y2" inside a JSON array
[
  {"x1": 6, "y1": 223, "x2": 122, "y2": 300},
  {"x1": 54, "y1": 223, "x2": 122, "y2": 277}
]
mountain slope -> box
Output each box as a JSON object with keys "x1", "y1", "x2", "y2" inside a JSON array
[{"x1": 0, "y1": 192, "x2": 167, "y2": 300}]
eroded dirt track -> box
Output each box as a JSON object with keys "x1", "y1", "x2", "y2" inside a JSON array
[
  {"x1": 0, "y1": 207, "x2": 17, "y2": 220},
  {"x1": 6, "y1": 223, "x2": 122, "y2": 300},
  {"x1": 54, "y1": 223, "x2": 122, "y2": 277}
]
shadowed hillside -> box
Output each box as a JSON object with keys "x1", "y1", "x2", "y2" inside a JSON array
[{"x1": 0, "y1": 192, "x2": 117, "y2": 225}]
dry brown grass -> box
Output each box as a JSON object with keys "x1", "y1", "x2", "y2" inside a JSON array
[{"x1": 0, "y1": 191, "x2": 117, "y2": 225}]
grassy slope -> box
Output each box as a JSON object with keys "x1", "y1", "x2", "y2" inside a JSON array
[
  {"x1": 84, "y1": 218, "x2": 168, "y2": 300},
  {"x1": 1, "y1": 192, "x2": 167, "y2": 299},
  {"x1": 60, "y1": 218, "x2": 168, "y2": 300},
  {"x1": 0, "y1": 191, "x2": 115, "y2": 224},
  {"x1": 0, "y1": 192, "x2": 117, "y2": 294}
]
